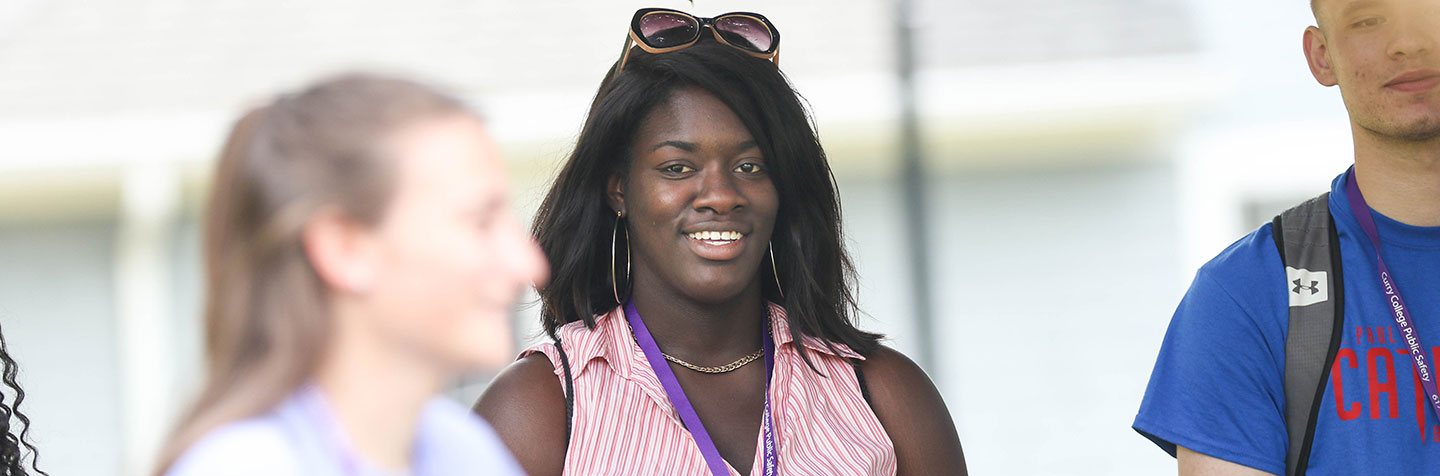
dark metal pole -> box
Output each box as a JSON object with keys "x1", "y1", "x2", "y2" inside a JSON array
[{"x1": 895, "y1": 0, "x2": 935, "y2": 372}]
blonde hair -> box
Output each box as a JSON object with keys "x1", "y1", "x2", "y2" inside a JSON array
[{"x1": 154, "y1": 74, "x2": 469, "y2": 474}]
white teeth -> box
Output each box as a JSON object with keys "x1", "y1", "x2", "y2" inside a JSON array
[{"x1": 688, "y1": 231, "x2": 744, "y2": 241}]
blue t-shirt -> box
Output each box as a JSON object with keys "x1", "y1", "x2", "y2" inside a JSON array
[{"x1": 1134, "y1": 170, "x2": 1440, "y2": 475}]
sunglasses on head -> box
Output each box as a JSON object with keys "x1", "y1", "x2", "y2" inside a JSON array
[{"x1": 617, "y1": 8, "x2": 781, "y2": 73}]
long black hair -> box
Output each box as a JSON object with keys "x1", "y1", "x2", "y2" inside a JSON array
[
  {"x1": 532, "y1": 38, "x2": 881, "y2": 360},
  {"x1": 0, "y1": 321, "x2": 45, "y2": 476}
]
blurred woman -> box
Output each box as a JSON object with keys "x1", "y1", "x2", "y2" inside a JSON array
[
  {"x1": 476, "y1": 8, "x2": 966, "y2": 476},
  {"x1": 156, "y1": 74, "x2": 545, "y2": 475}
]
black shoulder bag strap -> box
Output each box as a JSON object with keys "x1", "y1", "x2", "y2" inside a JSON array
[
  {"x1": 850, "y1": 358, "x2": 876, "y2": 410},
  {"x1": 553, "y1": 336, "x2": 576, "y2": 445},
  {"x1": 1271, "y1": 192, "x2": 1346, "y2": 476}
]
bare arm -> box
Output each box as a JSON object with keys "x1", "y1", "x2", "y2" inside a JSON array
[
  {"x1": 861, "y1": 345, "x2": 967, "y2": 476},
  {"x1": 1177, "y1": 447, "x2": 1277, "y2": 476},
  {"x1": 473, "y1": 353, "x2": 568, "y2": 476}
]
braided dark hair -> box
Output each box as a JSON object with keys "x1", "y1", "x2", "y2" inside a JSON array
[{"x1": 0, "y1": 321, "x2": 45, "y2": 476}]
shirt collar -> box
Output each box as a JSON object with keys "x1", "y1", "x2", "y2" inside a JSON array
[
  {"x1": 1330, "y1": 169, "x2": 1440, "y2": 250},
  {"x1": 578, "y1": 302, "x2": 864, "y2": 382},
  {"x1": 766, "y1": 303, "x2": 865, "y2": 360}
]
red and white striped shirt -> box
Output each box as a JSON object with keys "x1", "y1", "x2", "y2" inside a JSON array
[{"x1": 520, "y1": 303, "x2": 897, "y2": 475}]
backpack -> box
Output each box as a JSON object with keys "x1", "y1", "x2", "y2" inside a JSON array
[{"x1": 1271, "y1": 192, "x2": 1347, "y2": 476}]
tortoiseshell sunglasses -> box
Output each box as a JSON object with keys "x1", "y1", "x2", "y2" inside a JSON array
[{"x1": 617, "y1": 8, "x2": 781, "y2": 73}]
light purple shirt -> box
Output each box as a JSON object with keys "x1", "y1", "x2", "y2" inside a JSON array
[{"x1": 166, "y1": 386, "x2": 525, "y2": 476}]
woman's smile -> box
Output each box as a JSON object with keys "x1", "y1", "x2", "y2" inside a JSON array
[{"x1": 685, "y1": 229, "x2": 747, "y2": 261}]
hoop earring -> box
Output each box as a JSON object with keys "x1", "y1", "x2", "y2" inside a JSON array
[
  {"x1": 769, "y1": 241, "x2": 784, "y2": 298},
  {"x1": 611, "y1": 211, "x2": 631, "y2": 304}
]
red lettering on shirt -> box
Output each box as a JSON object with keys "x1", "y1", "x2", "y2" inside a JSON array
[
  {"x1": 1335, "y1": 348, "x2": 1362, "y2": 421},
  {"x1": 1369, "y1": 347, "x2": 1399, "y2": 419}
]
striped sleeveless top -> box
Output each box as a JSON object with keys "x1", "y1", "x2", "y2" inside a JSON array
[{"x1": 520, "y1": 303, "x2": 897, "y2": 475}]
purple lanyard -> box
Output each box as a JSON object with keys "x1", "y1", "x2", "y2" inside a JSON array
[
  {"x1": 1344, "y1": 167, "x2": 1440, "y2": 423},
  {"x1": 625, "y1": 301, "x2": 778, "y2": 476}
]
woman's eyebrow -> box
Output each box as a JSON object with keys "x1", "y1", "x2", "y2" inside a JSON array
[
  {"x1": 649, "y1": 140, "x2": 759, "y2": 154},
  {"x1": 467, "y1": 194, "x2": 506, "y2": 222},
  {"x1": 650, "y1": 140, "x2": 698, "y2": 152}
]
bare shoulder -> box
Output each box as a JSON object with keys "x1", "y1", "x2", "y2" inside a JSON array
[
  {"x1": 859, "y1": 345, "x2": 933, "y2": 392},
  {"x1": 475, "y1": 353, "x2": 565, "y2": 414},
  {"x1": 473, "y1": 353, "x2": 568, "y2": 476},
  {"x1": 859, "y1": 344, "x2": 968, "y2": 476},
  {"x1": 858, "y1": 345, "x2": 949, "y2": 416}
]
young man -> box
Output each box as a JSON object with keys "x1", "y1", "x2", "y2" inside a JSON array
[{"x1": 1133, "y1": 0, "x2": 1440, "y2": 474}]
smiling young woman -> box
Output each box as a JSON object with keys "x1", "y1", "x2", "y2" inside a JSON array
[{"x1": 473, "y1": 8, "x2": 966, "y2": 476}]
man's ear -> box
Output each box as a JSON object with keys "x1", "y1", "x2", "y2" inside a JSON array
[
  {"x1": 606, "y1": 174, "x2": 626, "y2": 216},
  {"x1": 1304, "y1": 26, "x2": 1339, "y2": 87},
  {"x1": 302, "y1": 206, "x2": 378, "y2": 295}
]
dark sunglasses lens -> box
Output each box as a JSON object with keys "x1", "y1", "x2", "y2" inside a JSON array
[
  {"x1": 638, "y1": 12, "x2": 698, "y2": 48},
  {"x1": 714, "y1": 16, "x2": 773, "y2": 52}
]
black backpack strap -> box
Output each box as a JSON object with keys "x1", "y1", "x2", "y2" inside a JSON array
[
  {"x1": 553, "y1": 336, "x2": 575, "y2": 445},
  {"x1": 1272, "y1": 193, "x2": 1346, "y2": 476},
  {"x1": 850, "y1": 358, "x2": 875, "y2": 411}
]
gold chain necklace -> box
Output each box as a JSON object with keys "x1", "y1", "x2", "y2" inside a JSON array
[
  {"x1": 663, "y1": 348, "x2": 765, "y2": 374},
  {"x1": 624, "y1": 313, "x2": 767, "y2": 374}
]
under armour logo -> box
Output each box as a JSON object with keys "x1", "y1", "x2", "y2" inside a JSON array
[{"x1": 1286, "y1": 266, "x2": 1329, "y2": 307}]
